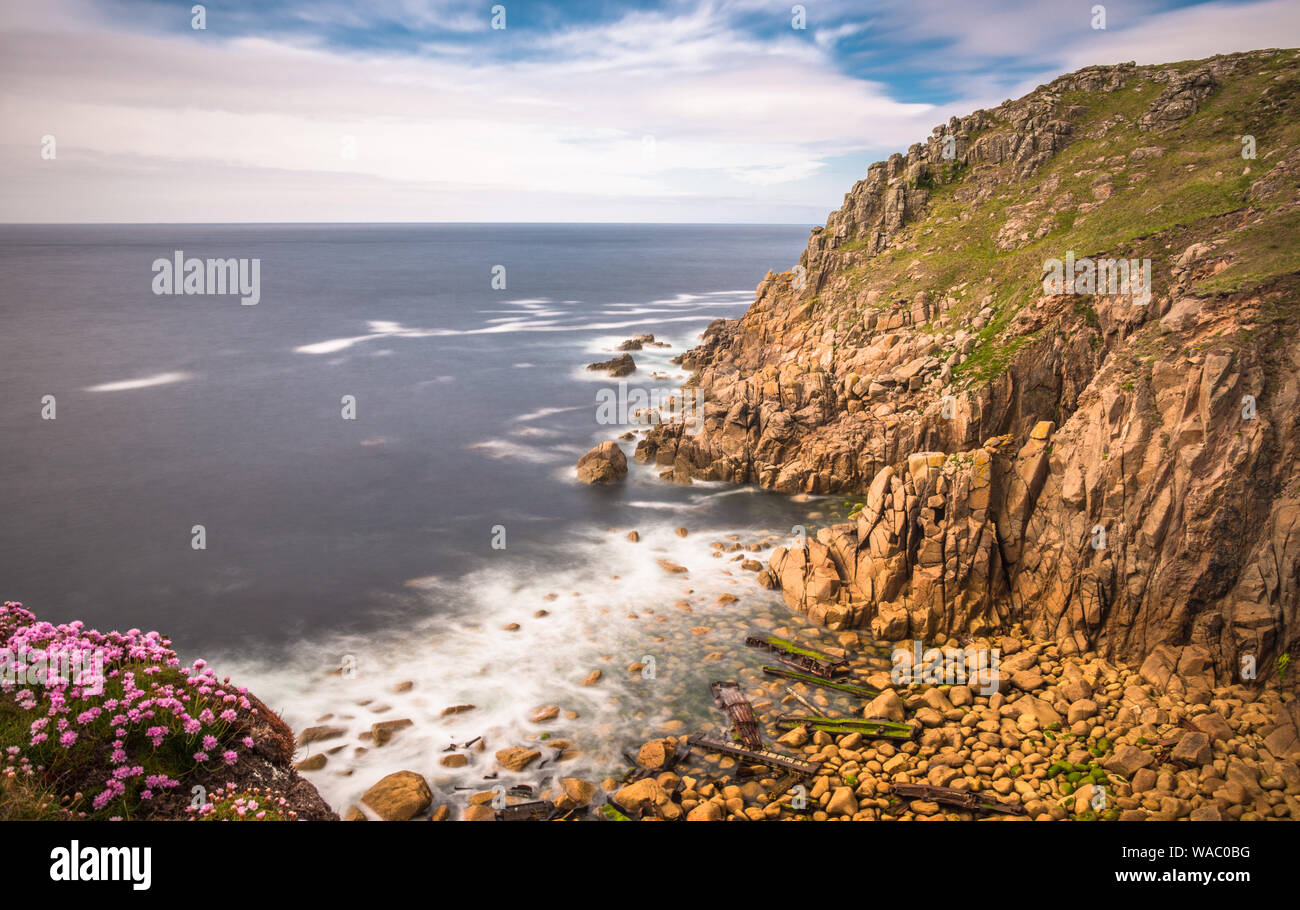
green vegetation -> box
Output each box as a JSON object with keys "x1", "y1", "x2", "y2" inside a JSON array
[{"x1": 817, "y1": 49, "x2": 1300, "y2": 395}]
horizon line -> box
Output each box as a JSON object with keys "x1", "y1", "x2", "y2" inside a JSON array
[{"x1": 0, "y1": 220, "x2": 821, "y2": 228}]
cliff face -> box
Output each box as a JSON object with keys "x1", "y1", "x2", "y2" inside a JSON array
[{"x1": 638, "y1": 49, "x2": 1300, "y2": 685}]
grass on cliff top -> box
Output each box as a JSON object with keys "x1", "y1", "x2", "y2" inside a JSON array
[
  {"x1": 1192, "y1": 206, "x2": 1300, "y2": 295},
  {"x1": 828, "y1": 49, "x2": 1300, "y2": 390}
]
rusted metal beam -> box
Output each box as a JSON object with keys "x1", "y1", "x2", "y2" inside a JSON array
[
  {"x1": 688, "y1": 733, "x2": 822, "y2": 777},
  {"x1": 776, "y1": 714, "x2": 917, "y2": 741},
  {"x1": 891, "y1": 783, "x2": 1027, "y2": 816},
  {"x1": 761, "y1": 665, "x2": 878, "y2": 698},
  {"x1": 744, "y1": 634, "x2": 848, "y2": 678}
]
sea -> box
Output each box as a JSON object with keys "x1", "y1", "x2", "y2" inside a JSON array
[{"x1": 0, "y1": 222, "x2": 840, "y2": 810}]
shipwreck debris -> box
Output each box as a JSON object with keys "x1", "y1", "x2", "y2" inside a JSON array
[
  {"x1": 710, "y1": 680, "x2": 762, "y2": 749},
  {"x1": 775, "y1": 714, "x2": 917, "y2": 741},
  {"x1": 744, "y1": 633, "x2": 848, "y2": 678},
  {"x1": 891, "y1": 783, "x2": 1028, "y2": 816},
  {"x1": 495, "y1": 800, "x2": 562, "y2": 821},
  {"x1": 687, "y1": 732, "x2": 822, "y2": 777},
  {"x1": 761, "y1": 665, "x2": 878, "y2": 698}
]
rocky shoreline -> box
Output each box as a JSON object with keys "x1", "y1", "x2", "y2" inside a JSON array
[
  {"x1": 292, "y1": 486, "x2": 1297, "y2": 821},
  {"x1": 310, "y1": 528, "x2": 1300, "y2": 821},
  {"x1": 609, "y1": 628, "x2": 1300, "y2": 821}
]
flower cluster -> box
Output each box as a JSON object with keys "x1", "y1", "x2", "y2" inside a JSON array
[
  {"x1": 1, "y1": 601, "x2": 259, "y2": 818},
  {"x1": 187, "y1": 784, "x2": 298, "y2": 821}
]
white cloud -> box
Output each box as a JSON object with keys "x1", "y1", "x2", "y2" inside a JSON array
[{"x1": 0, "y1": 0, "x2": 1295, "y2": 222}]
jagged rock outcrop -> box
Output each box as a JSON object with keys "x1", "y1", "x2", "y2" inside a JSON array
[
  {"x1": 577, "y1": 440, "x2": 628, "y2": 483},
  {"x1": 644, "y1": 48, "x2": 1300, "y2": 685}
]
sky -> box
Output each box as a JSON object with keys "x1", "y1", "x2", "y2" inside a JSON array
[{"x1": 1, "y1": 0, "x2": 1297, "y2": 223}]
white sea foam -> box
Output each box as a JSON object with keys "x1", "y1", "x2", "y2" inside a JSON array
[
  {"x1": 513, "y1": 405, "x2": 584, "y2": 422},
  {"x1": 626, "y1": 499, "x2": 705, "y2": 511},
  {"x1": 214, "y1": 521, "x2": 789, "y2": 816},
  {"x1": 295, "y1": 314, "x2": 737, "y2": 355},
  {"x1": 510, "y1": 426, "x2": 560, "y2": 439},
  {"x1": 84, "y1": 371, "x2": 192, "y2": 392},
  {"x1": 468, "y1": 438, "x2": 567, "y2": 463}
]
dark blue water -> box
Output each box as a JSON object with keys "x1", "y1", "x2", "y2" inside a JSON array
[{"x1": 0, "y1": 224, "x2": 809, "y2": 651}]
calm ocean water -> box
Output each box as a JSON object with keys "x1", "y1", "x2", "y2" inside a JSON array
[
  {"x1": 1, "y1": 223, "x2": 821, "y2": 806},
  {"x1": 0, "y1": 223, "x2": 810, "y2": 644}
]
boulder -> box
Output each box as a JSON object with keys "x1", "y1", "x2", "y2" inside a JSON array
[
  {"x1": 576, "y1": 441, "x2": 628, "y2": 484},
  {"x1": 360, "y1": 771, "x2": 433, "y2": 821}
]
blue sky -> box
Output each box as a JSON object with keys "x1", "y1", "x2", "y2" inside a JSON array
[{"x1": 2, "y1": 0, "x2": 1297, "y2": 222}]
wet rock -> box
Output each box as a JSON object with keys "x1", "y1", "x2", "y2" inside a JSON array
[
  {"x1": 371, "y1": 718, "x2": 413, "y2": 746},
  {"x1": 297, "y1": 725, "x2": 347, "y2": 747},
  {"x1": 293, "y1": 753, "x2": 327, "y2": 772},
  {"x1": 614, "y1": 778, "x2": 669, "y2": 814},
  {"x1": 586, "y1": 353, "x2": 636, "y2": 376},
  {"x1": 496, "y1": 747, "x2": 542, "y2": 773},
  {"x1": 554, "y1": 778, "x2": 597, "y2": 810},
  {"x1": 361, "y1": 771, "x2": 433, "y2": 821},
  {"x1": 576, "y1": 441, "x2": 628, "y2": 484},
  {"x1": 865, "y1": 689, "x2": 906, "y2": 722},
  {"x1": 637, "y1": 738, "x2": 677, "y2": 771},
  {"x1": 687, "y1": 800, "x2": 724, "y2": 821},
  {"x1": 531, "y1": 705, "x2": 561, "y2": 723}
]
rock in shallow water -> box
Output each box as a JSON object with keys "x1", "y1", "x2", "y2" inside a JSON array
[
  {"x1": 361, "y1": 771, "x2": 432, "y2": 821},
  {"x1": 576, "y1": 441, "x2": 628, "y2": 484}
]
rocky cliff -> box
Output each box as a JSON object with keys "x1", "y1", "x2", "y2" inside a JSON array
[{"x1": 638, "y1": 49, "x2": 1300, "y2": 687}]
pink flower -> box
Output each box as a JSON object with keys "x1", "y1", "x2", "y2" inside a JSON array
[{"x1": 222, "y1": 750, "x2": 238, "y2": 766}]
